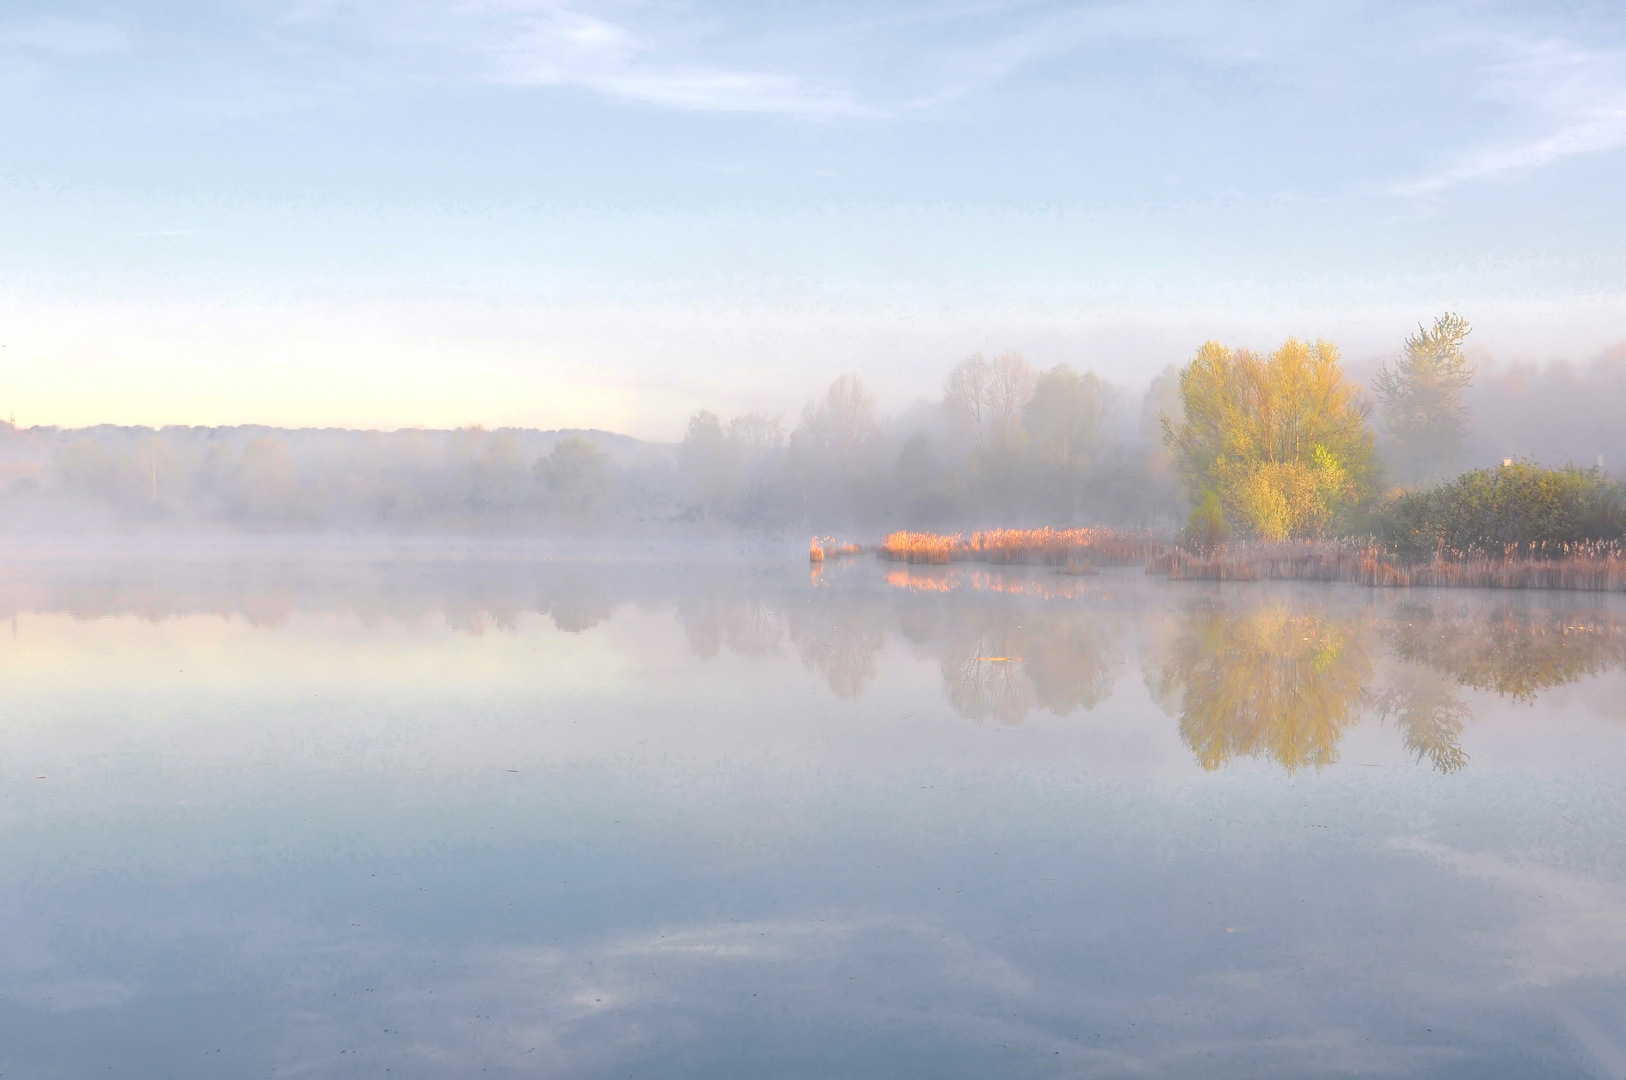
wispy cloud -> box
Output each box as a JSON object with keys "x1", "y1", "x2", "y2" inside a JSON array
[
  {"x1": 1399, "y1": 36, "x2": 1626, "y2": 195},
  {"x1": 484, "y1": 1, "x2": 871, "y2": 116}
]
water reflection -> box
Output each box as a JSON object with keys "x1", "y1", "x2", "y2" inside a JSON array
[
  {"x1": 7, "y1": 555, "x2": 1626, "y2": 774},
  {"x1": 1146, "y1": 599, "x2": 1372, "y2": 772},
  {"x1": 791, "y1": 603, "x2": 886, "y2": 700},
  {"x1": 0, "y1": 557, "x2": 629, "y2": 636},
  {"x1": 677, "y1": 593, "x2": 788, "y2": 659},
  {"x1": 8, "y1": 554, "x2": 1626, "y2": 1076},
  {"x1": 1386, "y1": 601, "x2": 1626, "y2": 701},
  {"x1": 936, "y1": 603, "x2": 1117, "y2": 724},
  {"x1": 1143, "y1": 592, "x2": 1626, "y2": 775},
  {"x1": 1371, "y1": 667, "x2": 1472, "y2": 773}
]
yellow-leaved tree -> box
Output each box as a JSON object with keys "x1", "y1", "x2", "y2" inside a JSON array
[{"x1": 1163, "y1": 337, "x2": 1378, "y2": 539}]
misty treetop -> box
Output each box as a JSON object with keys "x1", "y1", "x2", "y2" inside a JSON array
[
  {"x1": 681, "y1": 356, "x2": 1181, "y2": 530},
  {"x1": 1373, "y1": 313, "x2": 1475, "y2": 485}
]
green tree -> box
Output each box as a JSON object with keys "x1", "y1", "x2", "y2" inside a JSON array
[
  {"x1": 1023, "y1": 365, "x2": 1113, "y2": 520},
  {"x1": 1373, "y1": 313, "x2": 1474, "y2": 485},
  {"x1": 1163, "y1": 337, "x2": 1378, "y2": 539}
]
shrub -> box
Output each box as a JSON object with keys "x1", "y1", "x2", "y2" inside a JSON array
[
  {"x1": 1378, "y1": 462, "x2": 1626, "y2": 558},
  {"x1": 1181, "y1": 487, "x2": 1231, "y2": 553}
]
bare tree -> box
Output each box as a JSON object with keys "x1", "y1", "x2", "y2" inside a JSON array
[
  {"x1": 943, "y1": 354, "x2": 994, "y2": 451},
  {"x1": 796, "y1": 374, "x2": 880, "y2": 465},
  {"x1": 986, "y1": 351, "x2": 1037, "y2": 451},
  {"x1": 726, "y1": 411, "x2": 784, "y2": 465}
]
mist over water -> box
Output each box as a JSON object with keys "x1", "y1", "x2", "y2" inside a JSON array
[{"x1": 5, "y1": 550, "x2": 1626, "y2": 1077}]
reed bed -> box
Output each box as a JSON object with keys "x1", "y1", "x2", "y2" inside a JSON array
[
  {"x1": 879, "y1": 527, "x2": 1162, "y2": 566},
  {"x1": 809, "y1": 537, "x2": 867, "y2": 562},
  {"x1": 871, "y1": 528, "x2": 1626, "y2": 592},
  {"x1": 1147, "y1": 539, "x2": 1626, "y2": 592}
]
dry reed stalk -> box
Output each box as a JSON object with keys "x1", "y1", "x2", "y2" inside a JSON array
[
  {"x1": 810, "y1": 537, "x2": 867, "y2": 562},
  {"x1": 880, "y1": 527, "x2": 1162, "y2": 566},
  {"x1": 1143, "y1": 538, "x2": 1626, "y2": 592}
]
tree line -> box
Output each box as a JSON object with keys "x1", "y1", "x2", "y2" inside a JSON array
[
  {"x1": 1161, "y1": 314, "x2": 1626, "y2": 551},
  {"x1": 1, "y1": 314, "x2": 1622, "y2": 537}
]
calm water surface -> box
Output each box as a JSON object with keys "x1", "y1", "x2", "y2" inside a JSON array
[{"x1": 4, "y1": 551, "x2": 1626, "y2": 1078}]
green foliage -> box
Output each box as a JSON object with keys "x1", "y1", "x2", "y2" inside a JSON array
[
  {"x1": 1164, "y1": 337, "x2": 1378, "y2": 539},
  {"x1": 1181, "y1": 487, "x2": 1231, "y2": 553},
  {"x1": 1373, "y1": 313, "x2": 1474, "y2": 485},
  {"x1": 1377, "y1": 461, "x2": 1626, "y2": 557}
]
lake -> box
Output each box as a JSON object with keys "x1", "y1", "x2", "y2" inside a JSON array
[{"x1": 4, "y1": 547, "x2": 1626, "y2": 1078}]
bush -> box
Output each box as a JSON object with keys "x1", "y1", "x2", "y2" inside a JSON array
[
  {"x1": 1181, "y1": 487, "x2": 1232, "y2": 553},
  {"x1": 1378, "y1": 462, "x2": 1626, "y2": 558}
]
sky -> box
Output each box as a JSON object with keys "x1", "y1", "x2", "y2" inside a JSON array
[{"x1": 2, "y1": 0, "x2": 1626, "y2": 437}]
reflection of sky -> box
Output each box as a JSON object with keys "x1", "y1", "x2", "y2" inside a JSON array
[{"x1": 4, "y1": 558, "x2": 1626, "y2": 1076}]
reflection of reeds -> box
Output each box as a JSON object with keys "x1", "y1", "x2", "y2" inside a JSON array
[
  {"x1": 810, "y1": 537, "x2": 866, "y2": 562},
  {"x1": 880, "y1": 527, "x2": 1161, "y2": 566},
  {"x1": 1147, "y1": 539, "x2": 1626, "y2": 592},
  {"x1": 885, "y1": 568, "x2": 1105, "y2": 600}
]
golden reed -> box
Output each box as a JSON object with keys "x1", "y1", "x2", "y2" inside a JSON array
[
  {"x1": 878, "y1": 527, "x2": 1161, "y2": 566},
  {"x1": 810, "y1": 537, "x2": 867, "y2": 562}
]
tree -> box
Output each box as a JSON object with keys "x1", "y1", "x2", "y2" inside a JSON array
[
  {"x1": 1164, "y1": 337, "x2": 1378, "y2": 539},
  {"x1": 943, "y1": 354, "x2": 994, "y2": 451},
  {"x1": 789, "y1": 375, "x2": 883, "y2": 521},
  {"x1": 1023, "y1": 365, "x2": 1112, "y2": 518},
  {"x1": 944, "y1": 350, "x2": 1037, "y2": 455},
  {"x1": 792, "y1": 374, "x2": 880, "y2": 470},
  {"x1": 891, "y1": 432, "x2": 959, "y2": 526},
  {"x1": 985, "y1": 351, "x2": 1036, "y2": 453},
  {"x1": 536, "y1": 437, "x2": 613, "y2": 517},
  {"x1": 726, "y1": 412, "x2": 784, "y2": 465},
  {"x1": 1373, "y1": 313, "x2": 1474, "y2": 485},
  {"x1": 679, "y1": 409, "x2": 738, "y2": 504},
  {"x1": 1024, "y1": 365, "x2": 1112, "y2": 471}
]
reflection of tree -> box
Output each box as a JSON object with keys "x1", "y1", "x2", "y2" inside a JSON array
[
  {"x1": 537, "y1": 573, "x2": 614, "y2": 634},
  {"x1": 1371, "y1": 667, "x2": 1470, "y2": 774},
  {"x1": 791, "y1": 606, "x2": 885, "y2": 701},
  {"x1": 942, "y1": 627, "x2": 1035, "y2": 725},
  {"x1": 677, "y1": 595, "x2": 785, "y2": 659},
  {"x1": 1026, "y1": 617, "x2": 1114, "y2": 715},
  {"x1": 444, "y1": 604, "x2": 521, "y2": 636},
  {"x1": 1386, "y1": 603, "x2": 1626, "y2": 702},
  {"x1": 1148, "y1": 600, "x2": 1371, "y2": 772},
  {"x1": 938, "y1": 604, "x2": 1116, "y2": 724}
]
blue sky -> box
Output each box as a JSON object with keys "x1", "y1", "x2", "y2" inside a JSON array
[{"x1": 3, "y1": 1, "x2": 1625, "y2": 433}]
